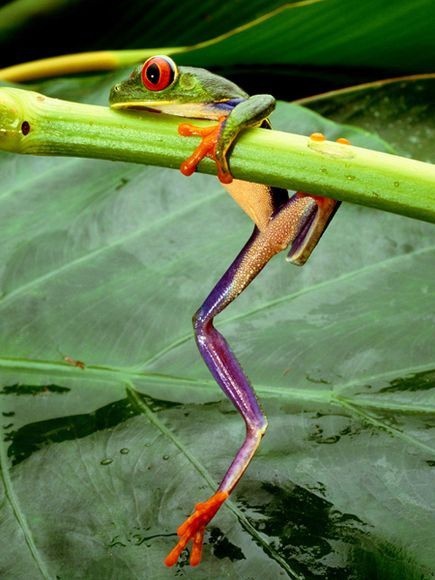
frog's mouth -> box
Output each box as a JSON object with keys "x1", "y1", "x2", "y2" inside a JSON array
[
  {"x1": 110, "y1": 100, "x2": 229, "y2": 120},
  {"x1": 111, "y1": 100, "x2": 170, "y2": 110},
  {"x1": 110, "y1": 101, "x2": 163, "y2": 113}
]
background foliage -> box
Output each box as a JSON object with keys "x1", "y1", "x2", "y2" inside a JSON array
[{"x1": 0, "y1": 1, "x2": 434, "y2": 579}]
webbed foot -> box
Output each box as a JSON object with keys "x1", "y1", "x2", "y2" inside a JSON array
[{"x1": 164, "y1": 490, "x2": 228, "y2": 567}]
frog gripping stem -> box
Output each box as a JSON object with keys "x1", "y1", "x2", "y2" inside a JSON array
[{"x1": 110, "y1": 58, "x2": 348, "y2": 567}]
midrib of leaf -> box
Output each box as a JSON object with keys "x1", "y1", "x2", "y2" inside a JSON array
[
  {"x1": 142, "y1": 244, "x2": 435, "y2": 367},
  {"x1": 0, "y1": 422, "x2": 52, "y2": 579},
  {"x1": 1, "y1": 356, "x2": 434, "y2": 415},
  {"x1": 0, "y1": 188, "x2": 224, "y2": 307},
  {"x1": 126, "y1": 383, "x2": 305, "y2": 580}
]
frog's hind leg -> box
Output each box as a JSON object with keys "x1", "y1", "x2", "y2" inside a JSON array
[
  {"x1": 286, "y1": 193, "x2": 341, "y2": 265},
  {"x1": 165, "y1": 192, "x2": 327, "y2": 567}
]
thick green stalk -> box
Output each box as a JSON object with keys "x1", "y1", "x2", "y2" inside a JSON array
[
  {"x1": 0, "y1": 49, "x2": 184, "y2": 82},
  {"x1": 0, "y1": 86, "x2": 434, "y2": 223}
]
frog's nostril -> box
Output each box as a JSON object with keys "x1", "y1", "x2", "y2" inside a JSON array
[{"x1": 109, "y1": 84, "x2": 122, "y2": 103}]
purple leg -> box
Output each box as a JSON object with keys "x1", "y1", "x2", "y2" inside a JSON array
[
  {"x1": 165, "y1": 192, "x2": 340, "y2": 567},
  {"x1": 193, "y1": 255, "x2": 268, "y2": 495}
]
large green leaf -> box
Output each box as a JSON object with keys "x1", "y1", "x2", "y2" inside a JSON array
[
  {"x1": 0, "y1": 0, "x2": 286, "y2": 61},
  {"x1": 0, "y1": 72, "x2": 434, "y2": 579},
  {"x1": 179, "y1": 0, "x2": 435, "y2": 73},
  {"x1": 1, "y1": 1, "x2": 435, "y2": 85}
]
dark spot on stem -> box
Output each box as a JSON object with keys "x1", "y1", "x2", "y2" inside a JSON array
[{"x1": 21, "y1": 121, "x2": 30, "y2": 135}]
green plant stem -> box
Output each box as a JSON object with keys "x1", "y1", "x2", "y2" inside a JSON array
[
  {"x1": 0, "y1": 49, "x2": 183, "y2": 82},
  {"x1": 0, "y1": 86, "x2": 434, "y2": 223}
]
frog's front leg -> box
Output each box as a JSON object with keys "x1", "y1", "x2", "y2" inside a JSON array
[
  {"x1": 178, "y1": 94, "x2": 275, "y2": 183},
  {"x1": 164, "y1": 192, "x2": 323, "y2": 567}
]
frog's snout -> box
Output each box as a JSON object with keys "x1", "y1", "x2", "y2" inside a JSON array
[{"x1": 109, "y1": 83, "x2": 122, "y2": 105}]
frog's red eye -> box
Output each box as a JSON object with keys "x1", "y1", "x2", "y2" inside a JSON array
[{"x1": 141, "y1": 56, "x2": 177, "y2": 91}]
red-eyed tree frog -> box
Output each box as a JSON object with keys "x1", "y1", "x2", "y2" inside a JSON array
[{"x1": 109, "y1": 55, "x2": 349, "y2": 567}]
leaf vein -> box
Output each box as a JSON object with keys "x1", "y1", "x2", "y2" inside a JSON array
[{"x1": 0, "y1": 420, "x2": 52, "y2": 579}]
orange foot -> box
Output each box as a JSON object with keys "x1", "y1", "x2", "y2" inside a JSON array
[
  {"x1": 164, "y1": 490, "x2": 229, "y2": 567},
  {"x1": 178, "y1": 117, "x2": 233, "y2": 184}
]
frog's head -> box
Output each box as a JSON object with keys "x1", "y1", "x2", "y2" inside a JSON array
[{"x1": 109, "y1": 55, "x2": 247, "y2": 119}]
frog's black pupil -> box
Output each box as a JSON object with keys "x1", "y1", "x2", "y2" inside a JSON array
[{"x1": 147, "y1": 63, "x2": 160, "y2": 85}]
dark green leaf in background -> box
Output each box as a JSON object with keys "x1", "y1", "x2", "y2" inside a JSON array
[
  {"x1": 0, "y1": 0, "x2": 287, "y2": 67},
  {"x1": 301, "y1": 75, "x2": 435, "y2": 162}
]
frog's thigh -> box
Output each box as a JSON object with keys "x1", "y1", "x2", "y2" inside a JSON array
[{"x1": 223, "y1": 179, "x2": 275, "y2": 231}]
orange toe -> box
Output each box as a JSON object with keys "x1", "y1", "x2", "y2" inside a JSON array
[
  {"x1": 164, "y1": 490, "x2": 228, "y2": 567},
  {"x1": 178, "y1": 118, "x2": 233, "y2": 183}
]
